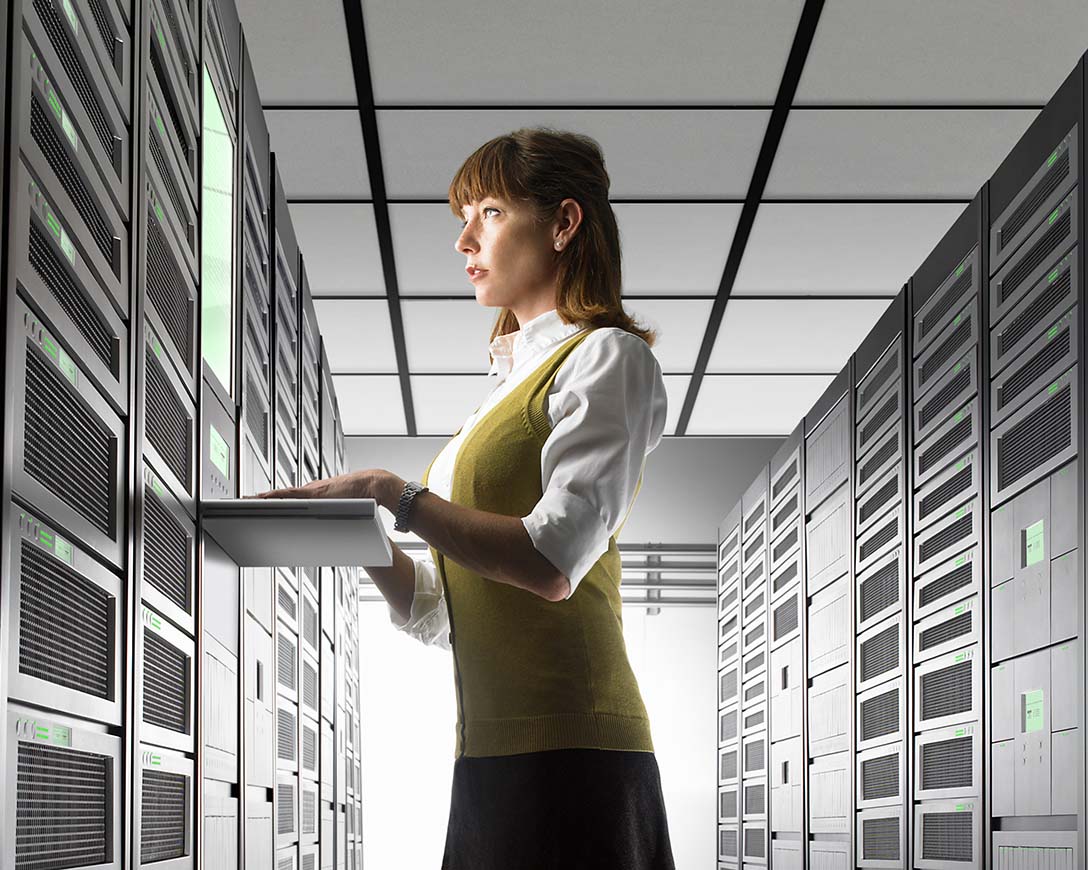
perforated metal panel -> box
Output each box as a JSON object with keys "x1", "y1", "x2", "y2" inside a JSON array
[
  {"x1": 915, "y1": 800, "x2": 979, "y2": 869},
  {"x1": 915, "y1": 722, "x2": 980, "y2": 801},
  {"x1": 914, "y1": 647, "x2": 979, "y2": 733}
]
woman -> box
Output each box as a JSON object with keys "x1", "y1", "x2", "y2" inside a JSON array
[{"x1": 261, "y1": 127, "x2": 674, "y2": 869}]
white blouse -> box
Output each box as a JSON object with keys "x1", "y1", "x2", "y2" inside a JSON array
[{"x1": 387, "y1": 308, "x2": 668, "y2": 650}]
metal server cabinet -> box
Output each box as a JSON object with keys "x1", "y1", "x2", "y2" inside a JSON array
[
  {"x1": 269, "y1": 155, "x2": 299, "y2": 491},
  {"x1": 738, "y1": 468, "x2": 770, "y2": 868},
  {"x1": 767, "y1": 426, "x2": 805, "y2": 870},
  {"x1": 909, "y1": 195, "x2": 985, "y2": 870},
  {"x1": 1, "y1": 0, "x2": 135, "y2": 867},
  {"x1": 853, "y1": 291, "x2": 909, "y2": 869},
  {"x1": 717, "y1": 504, "x2": 742, "y2": 867},
  {"x1": 986, "y1": 56, "x2": 1084, "y2": 869},
  {"x1": 803, "y1": 366, "x2": 853, "y2": 869}
]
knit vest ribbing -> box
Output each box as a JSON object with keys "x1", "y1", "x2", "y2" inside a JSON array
[{"x1": 422, "y1": 328, "x2": 653, "y2": 758}]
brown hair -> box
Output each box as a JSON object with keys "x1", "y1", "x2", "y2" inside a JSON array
[{"x1": 448, "y1": 127, "x2": 657, "y2": 353}]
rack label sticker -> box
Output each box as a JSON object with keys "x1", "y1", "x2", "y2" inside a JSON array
[
  {"x1": 1024, "y1": 519, "x2": 1045, "y2": 566},
  {"x1": 1023, "y1": 689, "x2": 1045, "y2": 733},
  {"x1": 209, "y1": 425, "x2": 230, "y2": 478}
]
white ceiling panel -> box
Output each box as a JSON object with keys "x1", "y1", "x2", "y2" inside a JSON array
[
  {"x1": 662, "y1": 375, "x2": 691, "y2": 437},
  {"x1": 332, "y1": 376, "x2": 406, "y2": 435},
  {"x1": 688, "y1": 375, "x2": 835, "y2": 435},
  {"x1": 391, "y1": 202, "x2": 739, "y2": 296},
  {"x1": 411, "y1": 375, "x2": 491, "y2": 436},
  {"x1": 622, "y1": 299, "x2": 715, "y2": 373},
  {"x1": 733, "y1": 203, "x2": 967, "y2": 295},
  {"x1": 379, "y1": 109, "x2": 769, "y2": 198},
  {"x1": 401, "y1": 301, "x2": 500, "y2": 373},
  {"x1": 289, "y1": 204, "x2": 385, "y2": 295},
  {"x1": 264, "y1": 110, "x2": 370, "y2": 198},
  {"x1": 363, "y1": 0, "x2": 803, "y2": 104},
  {"x1": 235, "y1": 0, "x2": 356, "y2": 104},
  {"x1": 314, "y1": 300, "x2": 397, "y2": 372},
  {"x1": 709, "y1": 298, "x2": 892, "y2": 373},
  {"x1": 766, "y1": 109, "x2": 1039, "y2": 198},
  {"x1": 796, "y1": 1, "x2": 1088, "y2": 104}
]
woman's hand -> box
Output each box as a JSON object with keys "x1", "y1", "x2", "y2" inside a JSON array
[{"x1": 255, "y1": 469, "x2": 405, "y2": 511}]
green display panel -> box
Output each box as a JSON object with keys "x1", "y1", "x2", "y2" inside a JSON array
[{"x1": 201, "y1": 65, "x2": 235, "y2": 396}]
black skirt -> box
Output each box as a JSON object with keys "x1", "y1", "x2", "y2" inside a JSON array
[{"x1": 440, "y1": 748, "x2": 676, "y2": 870}]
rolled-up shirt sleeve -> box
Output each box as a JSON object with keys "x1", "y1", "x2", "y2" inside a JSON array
[
  {"x1": 522, "y1": 330, "x2": 668, "y2": 599},
  {"x1": 387, "y1": 552, "x2": 452, "y2": 651}
]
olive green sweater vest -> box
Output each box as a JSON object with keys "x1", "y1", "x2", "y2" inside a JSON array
[{"x1": 422, "y1": 328, "x2": 654, "y2": 758}]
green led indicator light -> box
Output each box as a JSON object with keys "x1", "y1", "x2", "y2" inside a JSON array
[
  {"x1": 152, "y1": 614, "x2": 162, "y2": 630},
  {"x1": 150, "y1": 476, "x2": 165, "y2": 498},
  {"x1": 953, "y1": 410, "x2": 964, "y2": 423},
  {"x1": 154, "y1": 202, "x2": 165, "y2": 225},
  {"x1": 955, "y1": 506, "x2": 967, "y2": 519},
  {"x1": 955, "y1": 652, "x2": 966, "y2": 662},
  {"x1": 955, "y1": 262, "x2": 966, "y2": 277},
  {"x1": 61, "y1": 0, "x2": 79, "y2": 35},
  {"x1": 955, "y1": 728, "x2": 965, "y2": 737},
  {"x1": 156, "y1": 114, "x2": 166, "y2": 137},
  {"x1": 151, "y1": 754, "x2": 162, "y2": 766},
  {"x1": 954, "y1": 554, "x2": 967, "y2": 566},
  {"x1": 152, "y1": 336, "x2": 163, "y2": 359},
  {"x1": 955, "y1": 457, "x2": 966, "y2": 471},
  {"x1": 38, "y1": 530, "x2": 54, "y2": 549},
  {"x1": 34, "y1": 726, "x2": 50, "y2": 740},
  {"x1": 1048, "y1": 268, "x2": 1060, "y2": 283},
  {"x1": 953, "y1": 361, "x2": 962, "y2": 374},
  {"x1": 1049, "y1": 207, "x2": 1060, "y2": 225},
  {"x1": 1048, "y1": 381, "x2": 1061, "y2": 395},
  {"x1": 955, "y1": 603, "x2": 966, "y2": 615},
  {"x1": 1047, "y1": 149, "x2": 1059, "y2": 167},
  {"x1": 953, "y1": 313, "x2": 961, "y2": 326},
  {"x1": 156, "y1": 27, "x2": 167, "y2": 52},
  {"x1": 1047, "y1": 325, "x2": 1059, "y2": 340},
  {"x1": 42, "y1": 334, "x2": 58, "y2": 361},
  {"x1": 45, "y1": 211, "x2": 62, "y2": 241},
  {"x1": 46, "y1": 88, "x2": 63, "y2": 123}
]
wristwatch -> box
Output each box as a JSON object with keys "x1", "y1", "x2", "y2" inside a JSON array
[{"x1": 393, "y1": 480, "x2": 428, "y2": 532}]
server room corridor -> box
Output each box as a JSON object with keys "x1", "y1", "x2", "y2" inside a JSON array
[{"x1": 2, "y1": 1, "x2": 1088, "y2": 869}]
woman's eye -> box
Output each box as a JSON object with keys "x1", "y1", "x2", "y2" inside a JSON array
[{"x1": 459, "y1": 208, "x2": 498, "y2": 229}]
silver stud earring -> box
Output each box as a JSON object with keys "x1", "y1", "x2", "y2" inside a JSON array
[{"x1": 555, "y1": 241, "x2": 562, "y2": 249}]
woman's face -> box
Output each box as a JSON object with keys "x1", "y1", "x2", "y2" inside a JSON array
[{"x1": 454, "y1": 195, "x2": 578, "y2": 324}]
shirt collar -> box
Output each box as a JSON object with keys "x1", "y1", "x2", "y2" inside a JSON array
[{"x1": 488, "y1": 309, "x2": 585, "y2": 380}]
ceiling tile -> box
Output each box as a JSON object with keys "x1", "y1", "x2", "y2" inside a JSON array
[
  {"x1": 333, "y1": 376, "x2": 406, "y2": 435},
  {"x1": 733, "y1": 203, "x2": 967, "y2": 295},
  {"x1": 688, "y1": 375, "x2": 835, "y2": 435},
  {"x1": 765, "y1": 109, "x2": 1039, "y2": 198},
  {"x1": 288, "y1": 204, "x2": 385, "y2": 294},
  {"x1": 235, "y1": 0, "x2": 356, "y2": 104},
  {"x1": 623, "y1": 299, "x2": 715, "y2": 373},
  {"x1": 401, "y1": 301, "x2": 499, "y2": 373},
  {"x1": 709, "y1": 298, "x2": 893, "y2": 373},
  {"x1": 662, "y1": 375, "x2": 691, "y2": 436},
  {"x1": 796, "y1": 1, "x2": 1088, "y2": 103},
  {"x1": 363, "y1": 0, "x2": 803, "y2": 104},
  {"x1": 265, "y1": 110, "x2": 370, "y2": 198},
  {"x1": 379, "y1": 110, "x2": 769, "y2": 198},
  {"x1": 410, "y1": 375, "x2": 492, "y2": 436},
  {"x1": 314, "y1": 300, "x2": 397, "y2": 372},
  {"x1": 390, "y1": 203, "x2": 738, "y2": 295}
]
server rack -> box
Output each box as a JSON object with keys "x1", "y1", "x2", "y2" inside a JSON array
[{"x1": 717, "y1": 503, "x2": 741, "y2": 867}]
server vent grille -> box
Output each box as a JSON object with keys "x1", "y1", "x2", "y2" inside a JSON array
[
  {"x1": 860, "y1": 686, "x2": 899, "y2": 742},
  {"x1": 145, "y1": 347, "x2": 190, "y2": 489},
  {"x1": 772, "y1": 527, "x2": 798, "y2": 562},
  {"x1": 25, "y1": 348, "x2": 114, "y2": 536},
  {"x1": 303, "y1": 723, "x2": 317, "y2": 772},
  {"x1": 277, "y1": 581, "x2": 297, "y2": 622},
  {"x1": 1001, "y1": 211, "x2": 1072, "y2": 305},
  {"x1": 860, "y1": 352, "x2": 899, "y2": 411},
  {"x1": 743, "y1": 502, "x2": 765, "y2": 538},
  {"x1": 149, "y1": 47, "x2": 190, "y2": 165},
  {"x1": 302, "y1": 789, "x2": 316, "y2": 835},
  {"x1": 303, "y1": 598, "x2": 319, "y2": 649},
  {"x1": 144, "y1": 487, "x2": 190, "y2": 614},
  {"x1": 720, "y1": 788, "x2": 737, "y2": 818},
  {"x1": 20, "y1": 544, "x2": 112, "y2": 699},
  {"x1": 920, "y1": 611, "x2": 973, "y2": 652},
  {"x1": 920, "y1": 514, "x2": 973, "y2": 564},
  {"x1": 774, "y1": 595, "x2": 799, "y2": 640},
  {"x1": 720, "y1": 560, "x2": 739, "y2": 586},
  {"x1": 859, "y1": 474, "x2": 898, "y2": 526},
  {"x1": 921, "y1": 365, "x2": 971, "y2": 430},
  {"x1": 919, "y1": 415, "x2": 973, "y2": 476},
  {"x1": 920, "y1": 316, "x2": 971, "y2": 388},
  {"x1": 860, "y1": 624, "x2": 899, "y2": 683},
  {"x1": 744, "y1": 709, "x2": 765, "y2": 730},
  {"x1": 772, "y1": 460, "x2": 797, "y2": 500},
  {"x1": 921, "y1": 811, "x2": 973, "y2": 861},
  {"x1": 33, "y1": 0, "x2": 115, "y2": 159},
  {"x1": 859, "y1": 433, "x2": 897, "y2": 486},
  {"x1": 745, "y1": 591, "x2": 765, "y2": 619},
  {"x1": 861, "y1": 752, "x2": 899, "y2": 800},
  {"x1": 143, "y1": 629, "x2": 188, "y2": 733},
  {"x1": 860, "y1": 390, "x2": 899, "y2": 449},
  {"x1": 719, "y1": 827, "x2": 737, "y2": 858},
  {"x1": 28, "y1": 221, "x2": 115, "y2": 371},
  {"x1": 999, "y1": 268, "x2": 1072, "y2": 361},
  {"x1": 744, "y1": 531, "x2": 764, "y2": 565},
  {"x1": 277, "y1": 633, "x2": 297, "y2": 692},
  {"x1": 921, "y1": 660, "x2": 973, "y2": 722},
  {"x1": 277, "y1": 782, "x2": 295, "y2": 835},
  {"x1": 744, "y1": 621, "x2": 765, "y2": 649},
  {"x1": 921, "y1": 735, "x2": 973, "y2": 791},
  {"x1": 919, "y1": 466, "x2": 973, "y2": 524},
  {"x1": 303, "y1": 660, "x2": 319, "y2": 711},
  {"x1": 141, "y1": 769, "x2": 187, "y2": 863},
  {"x1": 860, "y1": 515, "x2": 898, "y2": 563},
  {"x1": 87, "y1": 0, "x2": 119, "y2": 67},
  {"x1": 997, "y1": 384, "x2": 1072, "y2": 491},
  {"x1": 920, "y1": 562, "x2": 973, "y2": 609},
  {"x1": 920, "y1": 268, "x2": 973, "y2": 344},
  {"x1": 16, "y1": 741, "x2": 110, "y2": 869},
  {"x1": 720, "y1": 749, "x2": 737, "y2": 781},
  {"x1": 744, "y1": 827, "x2": 766, "y2": 858},
  {"x1": 998, "y1": 328, "x2": 1071, "y2": 412},
  {"x1": 744, "y1": 651, "x2": 765, "y2": 677},
  {"x1": 744, "y1": 739, "x2": 765, "y2": 774},
  {"x1": 1001, "y1": 150, "x2": 1070, "y2": 247},
  {"x1": 720, "y1": 709, "x2": 738, "y2": 743},
  {"x1": 772, "y1": 491, "x2": 798, "y2": 535},
  {"x1": 862, "y1": 816, "x2": 900, "y2": 861},
  {"x1": 302, "y1": 854, "x2": 315, "y2": 870},
  {"x1": 772, "y1": 559, "x2": 798, "y2": 595},
  {"x1": 277, "y1": 706, "x2": 296, "y2": 762},
  {"x1": 146, "y1": 217, "x2": 193, "y2": 372},
  {"x1": 860, "y1": 559, "x2": 899, "y2": 623},
  {"x1": 149, "y1": 133, "x2": 190, "y2": 245},
  {"x1": 744, "y1": 783, "x2": 766, "y2": 815}
]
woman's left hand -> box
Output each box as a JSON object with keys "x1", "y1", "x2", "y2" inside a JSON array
[{"x1": 255, "y1": 469, "x2": 405, "y2": 510}]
